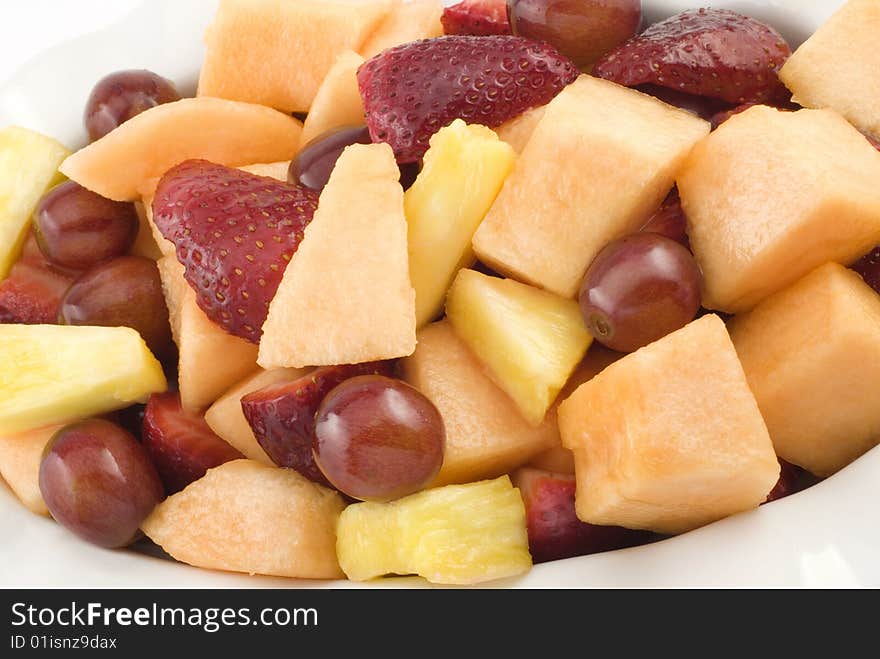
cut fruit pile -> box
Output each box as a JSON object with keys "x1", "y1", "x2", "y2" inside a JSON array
[{"x1": 2, "y1": 0, "x2": 880, "y2": 586}]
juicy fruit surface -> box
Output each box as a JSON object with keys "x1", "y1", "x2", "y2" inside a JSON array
[
  {"x1": 678, "y1": 105, "x2": 880, "y2": 313},
  {"x1": 578, "y1": 233, "x2": 702, "y2": 353},
  {"x1": 0, "y1": 425, "x2": 63, "y2": 516},
  {"x1": 405, "y1": 120, "x2": 515, "y2": 326},
  {"x1": 142, "y1": 459, "x2": 345, "y2": 579},
  {"x1": 446, "y1": 269, "x2": 591, "y2": 425},
  {"x1": 779, "y1": 0, "x2": 880, "y2": 137},
  {"x1": 361, "y1": 0, "x2": 445, "y2": 59},
  {"x1": 593, "y1": 8, "x2": 791, "y2": 105},
  {"x1": 508, "y1": 0, "x2": 642, "y2": 71},
  {"x1": 0, "y1": 234, "x2": 76, "y2": 325},
  {"x1": 153, "y1": 160, "x2": 319, "y2": 344},
  {"x1": 337, "y1": 476, "x2": 531, "y2": 585},
  {"x1": 0, "y1": 127, "x2": 70, "y2": 280},
  {"x1": 313, "y1": 375, "x2": 445, "y2": 502},
  {"x1": 640, "y1": 188, "x2": 689, "y2": 248},
  {"x1": 84, "y1": 69, "x2": 181, "y2": 142},
  {"x1": 442, "y1": 0, "x2": 510, "y2": 36},
  {"x1": 290, "y1": 126, "x2": 372, "y2": 192},
  {"x1": 60, "y1": 97, "x2": 303, "y2": 202},
  {"x1": 39, "y1": 419, "x2": 164, "y2": 548},
  {"x1": 33, "y1": 180, "x2": 138, "y2": 270},
  {"x1": 0, "y1": 324, "x2": 166, "y2": 435},
  {"x1": 357, "y1": 35, "x2": 578, "y2": 163},
  {"x1": 241, "y1": 362, "x2": 392, "y2": 485},
  {"x1": 401, "y1": 321, "x2": 558, "y2": 486},
  {"x1": 297, "y1": 51, "x2": 366, "y2": 149},
  {"x1": 143, "y1": 392, "x2": 244, "y2": 494},
  {"x1": 259, "y1": 143, "x2": 416, "y2": 369},
  {"x1": 559, "y1": 315, "x2": 779, "y2": 535},
  {"x1": 728, "y1": 263, "x2": 880, "y2": 478}
]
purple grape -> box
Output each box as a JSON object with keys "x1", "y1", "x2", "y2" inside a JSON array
[{"x1": 84, "y1": 69, "x2": 181, "y2": 142}]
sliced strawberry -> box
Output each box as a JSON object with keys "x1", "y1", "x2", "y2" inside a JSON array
[
  {"x1": 637, "y1": 84, "x2": 730, "y2": 122},
  {"x1": 241, "y1": 361, "x2": 395, "y2": 486},
  {"x1": 152, "y1": 160, "x2": 319, "y2": 343},
  {"x1": 442, "y1": 0, "x2": 510, "y2": 36},
  {"x1": 594, "y1": 8, "x2": 791, "y2": 105},
  {"x1": 640, "y1": 187, "x2": 690, "y2": 250},
  {"x1": 142, "y1": 391, "x2": 244, "y2": 494},
  {"x1": 358, "y1": 35, "x2": 578, "y2": 163},
  {"x1": 0, "y1": 234, "x2": 76, "y2": 325}
]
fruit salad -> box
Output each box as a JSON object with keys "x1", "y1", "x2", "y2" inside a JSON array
[{"x1": 1, "y1": 0, "x2": 878, "y2": 586}]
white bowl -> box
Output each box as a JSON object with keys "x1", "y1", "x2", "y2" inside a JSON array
[{"x1": 1, "y1": 0, "x2": 875, "y2": 589}]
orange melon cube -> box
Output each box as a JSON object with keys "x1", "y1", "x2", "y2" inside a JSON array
[
  {"x1": 473, "y1": 75, "x2": 709, "y2": 298},
  {"x1": 495, "y1": 106, "x2": 546, "y2": 154},
  {"x1": 0, "y1": 425, "x2": 63, "y2": 516},
  {"x1": 401, "y1": 321, "x2": 558, "y2": 486},
  {"x1": 559, "y1": 315, "x2": 779, "y2": 535},
  {"x1": 299, "y1": 51, "x2": 366, "y2": 149},
  {"x1": 779, "y1": 0, "x2": 880, "y2": 137},
  {"x1": 729, "y1": 262, "x2": 880, "y2": 477},
  {"x1": 60, "y1": 98, "x2": 302, "y2": 201},
  {"x1": 360, "y1": 0, "x2": 444, "y2": 59},
  {"x1": 678, "y1": 105, "x2": 880, "y2": 313},
  {"x1": 198, "y1": 0, "x2": 392, "y2": 113}
]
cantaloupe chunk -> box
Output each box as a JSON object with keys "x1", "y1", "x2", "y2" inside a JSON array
[
  {"x1": 401, "y1": 321, "x2": 558, "y2": 486},
  {"x1": 779, "y1": 0, "x2": 880, "y2": 137},
  {"x1": 198, "y1": 0, "x2": 392, "y2": 114},
  {"x1": 259, "y1": 143, "x2": 415, "y2": 368},
  {"x1": 157, "y1": 257, "x2": 259, "y2": 411},
  {"x1": 299, "y1": 51, "x2": 366, "y2": 149},
  {"x1": 238, "y1": 161, "x2": 291, "y2": 181},
  {"x1": 729, "y1": 262, "x2": 880, "y2": 477},
  {"x1": 473, "y1": 75, "x2": 709, "y2": 298},
  {"x1": 0, "y1": 425, "x2": 63, "y2": 516},
  {"x1": 205, "y1": 367, "x2": 310, "y2": 464},
  {"x1": 678, "y1": 105, "x2": 880, "y2": 313},
  {"x1": 0, "y1": 325, "x2": 167, "y2": 434},
  {"x1": 142, "y1": 460, "x2": 345, "y2": 579},
  {"x1": 0, "y1": 127, "x2": 70, "y2": 280},
  {"x1": 59, "y1": 98, "x2": 302, "y2": 201},
  {"x1": 131, "y1": 201, "x2": 164, "y2": 261},
  {"x1": 559, "y1": 315, "x2": 779, "y2": 535},
  {"x1": 495, "y1": 106, "x2": 546, "y2": 154},
  {"x1": 360, "y1": 0, "x2": 444, "y2": 59}
]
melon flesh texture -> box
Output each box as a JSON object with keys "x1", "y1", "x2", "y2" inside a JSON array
[
  {"x1": 0, "y1": 425, "x2": 63, "y2": 516},
  {"x1": 0, "y1": 325, "x2": 167, "y2": 435},
  {"x1": 259, "y1": 143, "x2": 416, "y2": 369},
  {"x1": 205, "y1": 367, "x2": 310, "y2": 464},
  {"x1": 157, "y1": 257, "x2": 259, "y2": 411},
  {"x1": 729, "y1": 262, "x2": 880, "y2": 478},
  {"x1": 678, "y1": 105, "x2": 880, "y2": 313},
  {"x1": 401, "y1": 321, "x2": 558, "y2": 486},
  {"x1": 558, "y1": 314, "x2": 779, "y2": 535},
  {"x1": 299, "y1": 51, "x2": 366, "y2": 149},
  {"x1": 198, "y1": 0, "x2": 392, "y2": 114},
  {"x1": 473, "y1": 75, "x2": 709, "y2": 298},
  {"x1": 131, "y1": 202, "x2": 164, "y2": 261},
  {"x1": 142, "y1": 459, "x2": 345, "y2": 579},
  {"x1": 0, "y1": 127, "x2": 70, "y2": 280},
  {"x1": 59, "y1": 97, "x2": 302, "y2": 201},
  {"x1": 779, "y1": 0, "x2": 880, "y2": 138},
  {"x1": 360, "y1": 0, "x2": 444, "y2": 59},
  {"x1": 495, "y1": 106, "x2": 546, "y2": 154},
  {"x1": 238, "y1": 161, "x2": 291, "y2": 181}
]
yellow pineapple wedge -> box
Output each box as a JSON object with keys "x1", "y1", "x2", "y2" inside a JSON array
[
  {"x1": 0, "y1": 127, "x2": 70, "y2": 280},
  {"x1": 337, "y1": 476, "x2": 532, "y2": 585},
  {"x1": 0, "y1": 325, "x2": 167, "y2": 434},
  {"x1": 406, "y1": 119, "x2": 515, "y2": 326},
  {"x1": 445, "y1": 269, "x2": 592, "y2": 425}
]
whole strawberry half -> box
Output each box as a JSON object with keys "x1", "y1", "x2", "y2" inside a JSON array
[
  {"x1": 143, "y1": 391, "x2": 244, "y2": 494},
  {"x1": 358, "y1": 35, "x2": 578, "y2": 163},
  {"x1": 593, "y1": 8, "x2": 792, "y2": 105},
  {"x1": 442, "y1": 0, "x2": 511, "y2": 36},
  {"x1": 241, "y1": 362, "x2": 394, "y2": 486},
  {"x1": 152, "y1": 160, "x2": 319, "y2": 343}
]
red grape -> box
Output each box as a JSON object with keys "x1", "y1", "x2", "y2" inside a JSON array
[
  {"x1": 851, "y1": 246, "x2": 880, "y2": 294},
  {"x1": 289, "y1": 125, "x2": 372, "y2": 191},
  {"x1": 579, "y1": 233, "x2": 702, "y2": 352},
  {"x1": 313, "y1": 375, "x2": 445, "y2": 502},
  {"x1": 33, "y1": 181, "x2": 138, "y2": 270},
  {"x1": 508, "y1": 0, "x2": 642, "y2": 70},
  {"x1": 39, "y1": 418, "x2": 164, "y2": 548},
  {"x1": 84, "y1": 69, "x2": 181, "y2": 142},
  {"x1": 59, "y1": 256, "x2": 173, "y2": 358}
]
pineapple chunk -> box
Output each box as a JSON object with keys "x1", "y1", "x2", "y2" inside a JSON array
[
  {"x1": 337, "y1": 476, "x2": 532, "y2": 585},
  {"x1": 406, "y1": 119, "x2": 515, "y2": 326},
  {"x1": 0, "y1": 325, "x2": 167, "y2": 434},
  {"x1": 446, "y1": 269, "x2": 592, "y2": 425},
  {"x1": 0, "y1": 127, "x2": 70, "y2": 280},
  {"x1": 0, "y1": 425, "x2": 63, "y2": 515}
]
